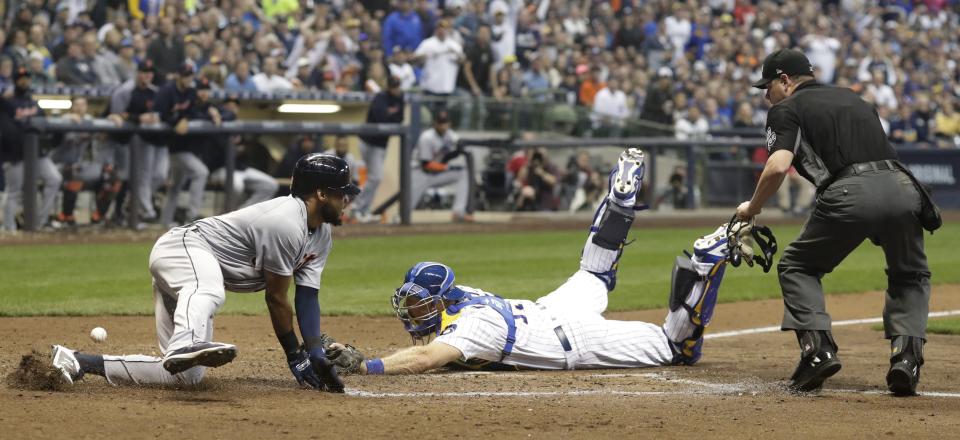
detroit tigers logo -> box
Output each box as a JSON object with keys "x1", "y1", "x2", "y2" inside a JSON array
[
  {"x1": 766, "y1": 127, "x2": 777, "y2": 151},
  {"x1": 294, "y1": 253, "x2": 318, "y2": 271}
]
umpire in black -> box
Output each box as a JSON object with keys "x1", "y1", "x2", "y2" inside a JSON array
[{"x1": 736, "y1": 49, "x2": 932, "y2": 395}]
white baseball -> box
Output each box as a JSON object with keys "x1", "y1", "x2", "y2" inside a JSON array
[{"x1": 90, "y1": 327, "x2": 108, "y2": 343}]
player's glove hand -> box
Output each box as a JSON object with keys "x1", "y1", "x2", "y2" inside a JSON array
[
  {"x1": 287, "y1": 349, "x2": 323, "y2": 389},
  {"x1": 326, "y1": 343, "x2": 365, "y2": 375},
  {"x1": 310, "y1": 351, "x2": 345, "y2": 393}
]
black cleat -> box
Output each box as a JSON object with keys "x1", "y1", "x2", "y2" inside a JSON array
[
  {"x1": 789, "y1": 351, "x2": 842, "y2": 392},
  {"x1": 886, "y1": 335, "x2": 924, "y2": 397},
  {"x1": 788, "y1": 330, "x2": 841, "y2": 393},
  {"x1": 162, "y1": 342, "x2": 237, "y2": 375}
]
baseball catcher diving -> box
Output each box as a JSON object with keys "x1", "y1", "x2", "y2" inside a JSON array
[
  {"x1": 50, "y1": 153, "x2": 356, "y2": 392},
  {"x1": 328, "y1": 149, "x2": 777, "y2": 375}
]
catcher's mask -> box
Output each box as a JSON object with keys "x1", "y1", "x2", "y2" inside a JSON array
[
  {"x1": 726, "y1": 215, "x2": 778, "y2": 272},
  {"x1": 391, "y1": 262, "x2": 458, "y2": 341}
]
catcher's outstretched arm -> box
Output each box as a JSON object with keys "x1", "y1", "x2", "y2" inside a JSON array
[{"x1": 361, "y1": 342, "x2": 462, "y2": 375}]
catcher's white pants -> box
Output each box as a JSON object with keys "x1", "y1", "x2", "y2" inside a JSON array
[
  {"x1": 103, "y1": 227, "x2": 225, "y2": 385},
  {"x1": 531, "y1": 216, "x2": 675, "y2": 369}
]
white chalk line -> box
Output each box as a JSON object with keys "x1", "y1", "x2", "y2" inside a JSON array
[
  {"x1": 706, "y1": 309, "x2": 960, "y2": 339},
  {"x1": 348, "y1": 310, "x2": 960, "y2": 399}
]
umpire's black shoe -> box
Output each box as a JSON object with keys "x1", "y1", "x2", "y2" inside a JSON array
[
  {"x1": 886, "y1": 335, "x2": 924, "y2": 397},
  {"x1": 788, "y1": 330, "x2": 842, "y2": 393},
  {"x1": 163, "y1": 342, "x2": 237, "y2": 375}
]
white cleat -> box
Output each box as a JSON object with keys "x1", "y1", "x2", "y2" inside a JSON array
[
  {"x1": 51, "y1": 345, "x2": 82, "y2": 384},
  {"x1": 609, "y1": 148, "x2": 646, "y2": 208},
  {"x1": 693, "y1": 224, "x2": 731, "y2": 264}
]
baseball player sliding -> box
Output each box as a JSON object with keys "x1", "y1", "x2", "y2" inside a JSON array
[
  {"x1": 328, "y1": 149, "x2": 776, "y2": 375},
  {"x1": 50, "y1": 153, "x2": 357, "y2": 392}
]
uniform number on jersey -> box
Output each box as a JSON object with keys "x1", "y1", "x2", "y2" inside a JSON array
[{"x1": 512, "y1": 303, "x2": 527, "y2": 324}]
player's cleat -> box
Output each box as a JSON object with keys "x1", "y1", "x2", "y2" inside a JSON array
[
  {"x1": 886, "y1": 335, "x2": 923, "y2": 396},
  {"x1": 51, "y1": 345, "x2": 83, "y2": 384},
  {"x1": 162, "y1": 342, "x2": 237, "y2": 375},
  {"x1": 693, "y1": 224, "x2": 730, "y2": 264},
  {"x1": 608, "y1": 148, "x2": 645, "y2": 208},
  {"x1": 788, "y1": 330, "x2": 842, "y2": 392}
]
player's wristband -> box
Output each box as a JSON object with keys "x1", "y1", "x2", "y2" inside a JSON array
[
  {"x1": 365, "y1": 358, "x2": 385, "y2": 375},
  {"x1": 277, "y1": 331, "x2": 300, "y2": 357}
]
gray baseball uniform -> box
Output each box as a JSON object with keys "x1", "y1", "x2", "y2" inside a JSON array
[
  {"x1": 410, "y1": 127, "x2": 469, "y2": 216},
  {"x1": 3, "y1": 157, "x2": 62, "y2": 231},
  {"x1": 101, "y1": 196, "x2": 331, "y2": 385}
]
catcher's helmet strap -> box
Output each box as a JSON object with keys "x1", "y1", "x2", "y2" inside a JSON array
[{"x1": 445, "y1": 293, "x2": 517, "y2": 361}]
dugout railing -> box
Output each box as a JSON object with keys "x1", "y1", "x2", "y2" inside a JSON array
[{"x1": 20, "y1": 117, "x2": 410, "y2": 231}]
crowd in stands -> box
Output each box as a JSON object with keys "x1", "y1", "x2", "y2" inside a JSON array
[
  {"x1": 0, "y1": 0, "x2": 957, "y2": 143},
  {"x1": 2, "y1": 0, "x2": 960, "y2": 228}
]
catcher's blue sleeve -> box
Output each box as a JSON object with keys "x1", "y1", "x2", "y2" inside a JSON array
[{"x1": 294, "y1": 285, "x2": 325, "y2": 358}]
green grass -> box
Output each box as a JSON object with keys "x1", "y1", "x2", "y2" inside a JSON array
[
  {"x1": 872, "y1": 318, "x2": 960, "y2": 336},
  {"x1": 1, "y1": 222, "x2": 958, "y2": 316}
]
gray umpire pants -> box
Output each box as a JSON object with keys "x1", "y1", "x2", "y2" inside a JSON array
[
  {"x1": 352, "y1": 140, "x2": 386, "y2": 216},
  {"x1": 160, "y1": 151, "x2": 208, "y2": 226},
  {"x1": 410, "y1": 167, "x2": 469, "y2": 216},
  {"x1": 778, "y1": 169, "x2": 931, "y2": 339},
  {"x1": 3, "y1": 158, "x2": 63, "y2": 231},
  {"x1": 102, "y1": 226, "x2": 225, "y2": 385}
]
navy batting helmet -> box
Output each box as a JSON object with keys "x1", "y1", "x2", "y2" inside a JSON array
[{"x1": 290, "y1": 153, "x2": 361, "y2": 198}]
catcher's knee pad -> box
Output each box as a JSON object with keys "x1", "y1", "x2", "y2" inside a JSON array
[
  {"x1": 581, "y1": 202, "x2": 635, "y2": 290},
  {"x1": 663, "y1": 254, "x2": 726, "y2": 365}
]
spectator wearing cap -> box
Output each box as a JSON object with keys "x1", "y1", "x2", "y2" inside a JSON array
[
  {"x1": 252, "y1": 56, "x2": 294, "y2": 93},
  {"x1": 387, "y1": 48, "x2": 416, "y2": 90},
  {"x1": 410, "y1": 110, "x2": 472, "y2": 222},
  {"x1": 489, "y1": 0, "x2": 519, "y2": 69},
  {"x1": 413, "y1": 20, "x2": 463, "y2": 109},
  {"x1": 353, "y1": 75, "x2": 405, "y2": 222},
  {"x1": 638, "y1": 67, "x2": 674, "y2": 136},
  {"x1": 116, "y1": 39, "x2": 138, "y2": 84},
  {"x1": 382, "y1": 0, "x2": 424, "y2": 57},
  {"x1": 146, "y1": 17, "x2": 185, "y2": 83},
  {"x1": 55, "y1": 40, "x2": 98, "y2": 85},
  {"x1": 455, "y1": 24, "x2": 495, "y2": 128},
  {"x1": 108, "y1": 60, "x2": 163, "y2": 223},
  {"x1": 159, "y1": 76, "x2": 218, "y2": 228},
  {"x1": 225, "y1": 59, "x2": 258, "y2": 92},
  {"x1": 0, "y1": 67, "x2": 63, "y2": 231}
]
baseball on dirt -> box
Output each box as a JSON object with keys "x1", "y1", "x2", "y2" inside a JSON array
[{"x1": 90, "y1": 327, "x2": 107, "y2": 343}]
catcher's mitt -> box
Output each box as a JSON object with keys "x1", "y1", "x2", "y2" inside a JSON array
[{"x1": 308, "y1": 333, "x2": 364, "y2": 374}]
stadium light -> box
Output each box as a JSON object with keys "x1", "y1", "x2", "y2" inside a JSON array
[
  {"x1": 277, "y1": 103, "x2": 341, "y2": 114},
  {"x1": 37, "y1": 99, "x2": 72, "y2": 110}
]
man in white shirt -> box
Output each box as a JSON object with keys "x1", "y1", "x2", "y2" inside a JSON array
[
  {"x1": 801, "y1": 23, "x2": 841, "y2": 83},
  {"x1": 253, "y1": 57, "x2": 295, "y2": 93},
  {"x1": 675, "y1": 106, "x2": 710, "y2": 140},
  {"x1": 592, "y1": 77, "x2": 630, "y2": 135},
  {"x1": 413, "y1": 20, "x2": 464, "y2": 97}
]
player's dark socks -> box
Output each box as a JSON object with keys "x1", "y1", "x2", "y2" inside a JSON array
[
  {"x1": 62, "y1": 188, "x2": 79, "y2": 217},
  {"x1": 75, "y1": 352, "x2": 105, "y2": 377}
]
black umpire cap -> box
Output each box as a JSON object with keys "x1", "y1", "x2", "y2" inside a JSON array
[
  {"x1": 752, "y1": 49, "x2": 815, "y2": 89},
  {"x1": 290, "y1": 153, "x2": 361, "y2": 198}
]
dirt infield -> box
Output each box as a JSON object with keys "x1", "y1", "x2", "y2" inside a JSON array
[{"x1": 4, "y1": 286, "x2": 960, "y2": 439}]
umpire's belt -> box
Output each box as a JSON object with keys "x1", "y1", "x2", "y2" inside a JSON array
[{"x1": 835, "y1": 160, "x2": 896, "y2": 180}]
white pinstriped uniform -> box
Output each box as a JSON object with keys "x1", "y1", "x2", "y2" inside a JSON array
[{"x1": 435, "y1": 217, "x2": 675, "y2": 369}]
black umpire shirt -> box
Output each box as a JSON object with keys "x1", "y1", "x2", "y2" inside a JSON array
[{"x1": 764, "y1": 81, "x2": 897, "y2": 186}]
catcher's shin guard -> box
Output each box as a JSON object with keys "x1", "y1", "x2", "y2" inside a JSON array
[
  {"x1": 580, "y1": 200, "x2": 635, "y2": 291},
  {"x1": 662, "y1": 248, "x2": 728, "y2": 365}
]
